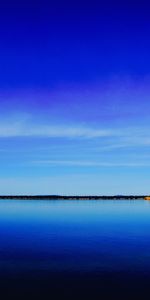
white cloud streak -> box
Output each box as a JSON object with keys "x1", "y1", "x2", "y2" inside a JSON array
[
  {"x1": 0, "y1": 120, "x2": 115, "y2": 138},
  {"x1": 0, "y1": 117, "x2": 150, "y2": 150},
  {"x1": 32, "y1": 160, "x2": 150, "y2": 168}
]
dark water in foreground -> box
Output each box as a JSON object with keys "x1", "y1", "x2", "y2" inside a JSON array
[{"x1": 0, "y1": 199, "x2": 150, "y2": 299}]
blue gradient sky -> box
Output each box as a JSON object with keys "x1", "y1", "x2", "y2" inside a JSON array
[{"x1": 0, "y1": 1, "x2": 150, "y2": 194}]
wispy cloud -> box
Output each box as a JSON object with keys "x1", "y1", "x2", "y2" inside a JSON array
[
  {"x1": 94, "y1": 139, "x2": 150, "y2": 152},
  {"x1": 0, "y1": 116, "x2": 150, "y2": 151},
  {"x1": 0, "y1": 119, "x2": 115, "y2": 138},
  {"x1": 32, "y1": 160, "x2": 150, "y2": 168}
]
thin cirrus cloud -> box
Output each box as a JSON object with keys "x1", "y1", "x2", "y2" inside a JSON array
[
  {"x1": 32, "y1": 160, "x2": 150, "y2": 168},
  {"x1": 0, "y1": 119, "x2": 150, "y2": 152},
  {"x1": 0, "y1": 120, "x2": 115, "y2": 139}
]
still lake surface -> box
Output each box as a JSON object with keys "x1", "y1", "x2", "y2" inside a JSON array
[{"x1": 0, "y1": 199, "x2": 150, "y2": 298}]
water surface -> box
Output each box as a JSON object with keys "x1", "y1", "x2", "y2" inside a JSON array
[
  {"x1": 0, "y1": 199, "x2": 150, "y2": 298},
  {"x1": 0, "y1": 199, "x2": 150, "y2": 272}
]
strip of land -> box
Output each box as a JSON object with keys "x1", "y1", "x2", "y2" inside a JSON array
[{"x1": 0, "y1": 195, "x2": 147, "y2": 200}]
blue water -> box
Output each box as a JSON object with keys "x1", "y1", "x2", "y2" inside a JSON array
[{"x1": 0, "y1": 199, "x2": 150, "y2": 275}]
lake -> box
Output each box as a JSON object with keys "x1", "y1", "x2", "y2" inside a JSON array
[{"x1": 0, "y1": 199, "x2": 150, "y2": 299}]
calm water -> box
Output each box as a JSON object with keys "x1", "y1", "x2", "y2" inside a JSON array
[
  {"x1": 0, "y1": 200, "x2": 150, "y2": 272},
  {"x1": 0, "y1": 199, "x2": 150, "y2": 298}
]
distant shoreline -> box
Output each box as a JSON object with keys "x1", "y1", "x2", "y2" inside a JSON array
[{"x1": 0, "y1": 195, "x2": 147, "y2": 200}]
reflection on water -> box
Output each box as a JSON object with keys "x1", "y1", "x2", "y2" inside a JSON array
[{"x1": 0, "y1": 199, "x2": 150, "y2": 274}]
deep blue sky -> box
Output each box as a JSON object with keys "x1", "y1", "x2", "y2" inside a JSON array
[{"x1": 0, "y1": 1, "x2": 150, "y2": 194}]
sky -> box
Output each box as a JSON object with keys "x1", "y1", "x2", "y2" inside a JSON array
[{"x1": 0, "y1": 1, "x2": 150, "y2": 195}]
